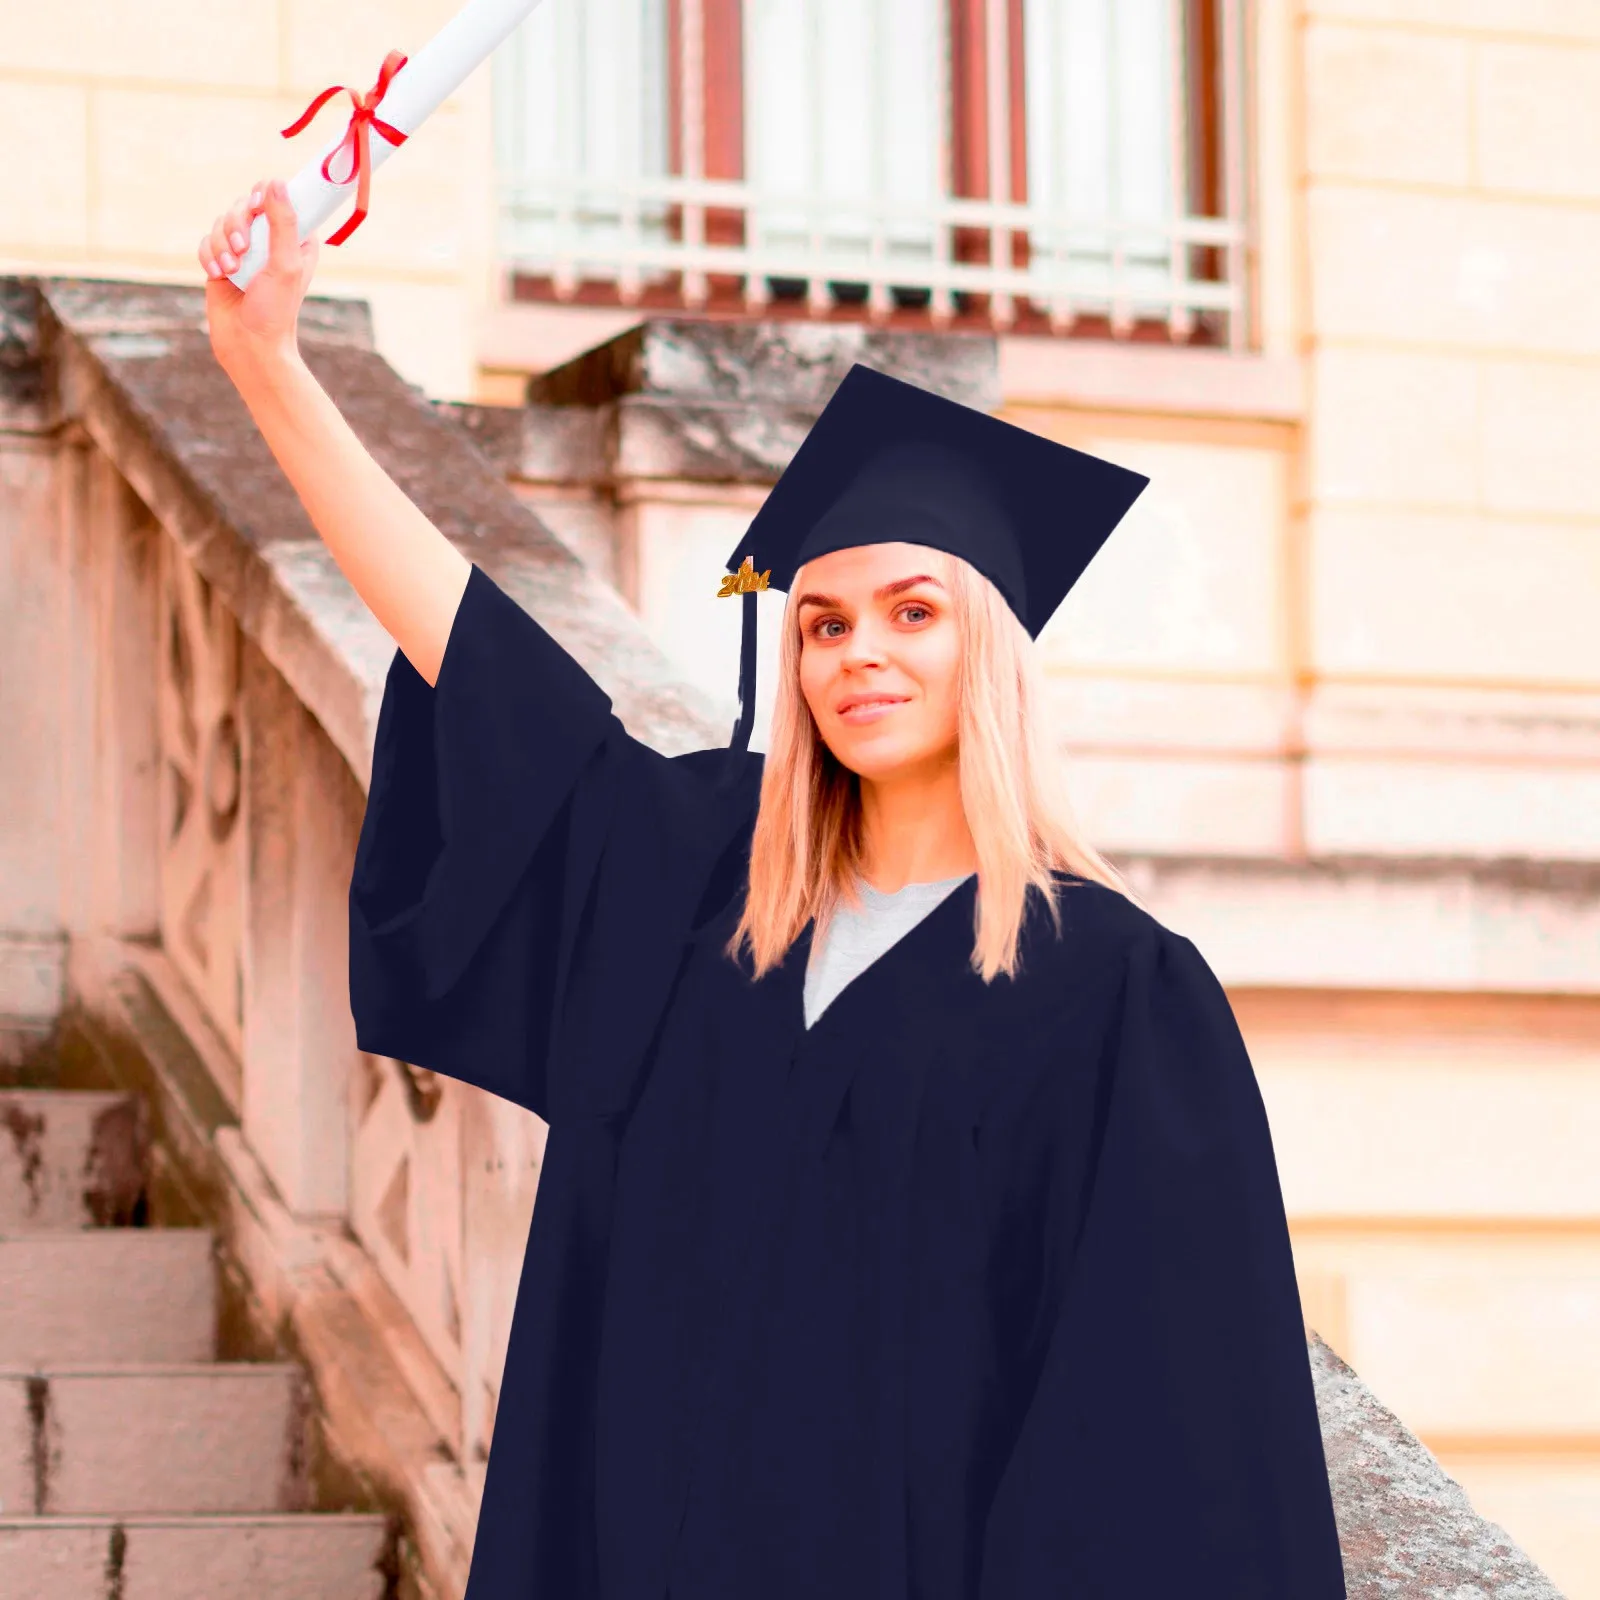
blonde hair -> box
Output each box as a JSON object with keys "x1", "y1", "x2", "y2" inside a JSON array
[{"x1": 724, "y1": 545, "x2": 1132, "y2": 983}]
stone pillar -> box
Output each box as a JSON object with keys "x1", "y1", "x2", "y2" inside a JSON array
[
  {"x1": 0, "y1": 288, "x2": 67, "y2": 1044},
  {"x1": 241, "y1": 638, "x2": 354, "y2": 1218},
  {"x1": 78, "y1": 450, "x2": 162, "y2": 942}
]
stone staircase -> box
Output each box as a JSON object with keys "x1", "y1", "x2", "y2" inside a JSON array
[{"x1": 0, "y1": 1085, "x2": 394, "y2": 1598}]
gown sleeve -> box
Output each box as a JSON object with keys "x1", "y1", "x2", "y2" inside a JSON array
[
  {"x1": 347, "y1": 561, "x2": 750, "y2": 1125},
  {"x1": 977, "y1": 924, "x2": 1347, "y2": 1599}
]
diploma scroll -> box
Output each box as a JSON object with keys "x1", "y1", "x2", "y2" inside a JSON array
[{"x1": 227, "y1": 0, "x2": 549, "y2": 291}]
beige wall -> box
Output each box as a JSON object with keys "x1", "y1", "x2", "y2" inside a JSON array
[
  {"x1": 1298, "y1": 5, "x2": 1600, "y2": 1585},
  {"x1": 1298, "y1": 0, "x2": 1600, "y2": 860},
  {"x1": 0, "y1": 0, "x2": 494, "y2": 402},
  {"x1": 1301, "y1": 1, "x2": 1600, "y2": 682}
]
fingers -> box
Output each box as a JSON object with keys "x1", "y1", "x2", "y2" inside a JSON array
[
  {"x1": 201, "y1": 181, "x2": 272, "y2": 279},
  {"x1": 204, "y1": 210, "x2": 242, "y2": 278}
]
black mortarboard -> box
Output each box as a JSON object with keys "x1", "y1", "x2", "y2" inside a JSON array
[{"x1": 715, "y1": 363, "x2": 1151, "y2": 788}]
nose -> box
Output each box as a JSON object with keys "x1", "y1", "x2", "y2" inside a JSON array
[{"x1": 839, "y1": 614, "x2": 889, "y2": 668}]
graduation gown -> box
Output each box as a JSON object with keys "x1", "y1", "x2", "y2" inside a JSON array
[{"x1": 348, "y1": 562, "x2": 1348, "y2": 1600}]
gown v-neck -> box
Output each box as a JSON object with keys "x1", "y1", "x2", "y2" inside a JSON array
[{"x1": 803, "y1": 871, "x2": 976, "y2": 1030}]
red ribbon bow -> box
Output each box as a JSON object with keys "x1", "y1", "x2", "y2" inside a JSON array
[{"x1": 280, "y1": 48, "x2": 410, "y2": 246}]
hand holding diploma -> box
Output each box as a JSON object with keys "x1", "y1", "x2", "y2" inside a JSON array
[
  {"x1": 196, "y1": 0, "x2": 549, "y2": 299},
  {"x1": 199, "y1": 179, "x2": 322, "y2": 382}
]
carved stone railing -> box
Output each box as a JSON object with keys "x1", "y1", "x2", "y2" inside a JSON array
[{"x1": 0, "y1": 274, "x2": 1567, "y2": 1599}]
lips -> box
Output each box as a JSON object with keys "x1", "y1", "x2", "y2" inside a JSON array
[{"x1": 837, "y1": 694, "x2": 909, "y2": 715}]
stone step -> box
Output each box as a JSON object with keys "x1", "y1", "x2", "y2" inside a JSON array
[
  {"x1": 0, "y1": 1364, "x2": 308, "y2": 1516},
  {"x1": 0, "y1": 1511, "x2": 393, "y2": 1600},
  {"x1": 0, "y1": 1231, "x2": 214, "y2": 1366},
  {"x1": 0, "y1": 1089, "x2": 148, "y2": 1230}
]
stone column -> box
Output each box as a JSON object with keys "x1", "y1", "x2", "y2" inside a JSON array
[{"x1": 241, "y1": 639, "x2": 355, "y2": 1218}]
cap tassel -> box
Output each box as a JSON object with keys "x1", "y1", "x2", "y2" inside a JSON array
[{"x1": 716, "y1": 585, "x2": 759, "y2": 793}]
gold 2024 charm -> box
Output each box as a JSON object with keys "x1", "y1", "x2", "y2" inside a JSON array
[{"x1": 717, "y1": 555, "x2": 771, "y2": 597}]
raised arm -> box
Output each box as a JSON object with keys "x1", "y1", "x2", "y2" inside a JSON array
[
  {"x1": 199, "y1": 174, "x2": 466, "y2": 685},
  {"x1": 201, "y1": 178, "x2": 764, "y2": 1126}
]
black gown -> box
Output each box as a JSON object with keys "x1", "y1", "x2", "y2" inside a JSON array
[{"x1": 348, "y1": 562, "x2": 1348, "y2": 1600}]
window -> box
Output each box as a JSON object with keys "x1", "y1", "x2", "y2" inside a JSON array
[{"x1": 493, "y1": 0, "x2": 1248, "y2": 345}]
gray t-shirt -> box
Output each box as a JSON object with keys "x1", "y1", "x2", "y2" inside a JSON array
[{"x1": 803, "y1": 871, "x2": 975, "y2": 1028}]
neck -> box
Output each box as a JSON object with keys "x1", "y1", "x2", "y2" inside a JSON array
[{"x1": 856, "y1": 752, "x2": 977, "y2": 893}]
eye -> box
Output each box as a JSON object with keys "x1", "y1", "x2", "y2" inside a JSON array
[{"x1": 804, "y1": 600, "x2": 936, "y2": 641}]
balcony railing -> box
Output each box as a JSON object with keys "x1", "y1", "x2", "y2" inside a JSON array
[{"x1": 493, "y1": 0, "x2": 1250, "y2": 346}]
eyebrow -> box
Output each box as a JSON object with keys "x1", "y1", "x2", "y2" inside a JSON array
[{"x1": 794, "y1": 574, "x2": 946, "y2": 613}]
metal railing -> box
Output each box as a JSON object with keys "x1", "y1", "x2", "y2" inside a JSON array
[{"x1": 493, "y1": 0, "x2": 1249, "y2": 345}]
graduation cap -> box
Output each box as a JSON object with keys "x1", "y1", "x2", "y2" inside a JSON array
[{"x1": 714, "y1": 363, "x2": 1151, "y2": 788}]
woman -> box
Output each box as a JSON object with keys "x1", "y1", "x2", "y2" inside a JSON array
[{"x1": 201, "y1": 183, "x2": 1347, "y2": 1599}]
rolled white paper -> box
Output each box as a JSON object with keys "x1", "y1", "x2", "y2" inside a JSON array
[{"x1": 227, "y1": 0, "x2": 550, "y2": 290}]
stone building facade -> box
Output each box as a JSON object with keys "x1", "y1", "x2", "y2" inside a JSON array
[{"x1": 1, "y1": 0, "x2": 1597, "y2": 1594}]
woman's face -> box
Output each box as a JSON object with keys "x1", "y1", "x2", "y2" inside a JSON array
[{"x1": 795, "y1": 542, "x2": 962, "y2": 783}]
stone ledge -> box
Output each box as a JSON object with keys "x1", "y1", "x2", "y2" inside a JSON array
[
  {"x1": 527, "y1": 315, "x2": 1001, "y2": 411},
  {"x1": 1, "y1": 280, "x2": 371, "y2": 439},
  {"x1": 1132, "y1": 849, "x2": 1600, "y2": 898},
  {"x1": 999, "y1": 334, "x2": 1306, "y2": 423},
  {"x1": 1304, "y1": 681, "x2": 1600, "y2": 764},
  {"x1": 496, "y1": 317, "x2": 1005, "y2": 491},
  {"x1": 428, "y1": 397, "x2": 608, "y2": 485},
  {"x1": 432, "y1": 393, "x2": 823, "y2": 487},
  {"x1": 1125, "y1": 851, "x2": 1600, "y2": 994},
  {"x1": 35, "y1": 277, "x2": 374, "y2": 347},
  {"x1": 609, "y1": 395, "x2": 824, "y2": 484}
]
